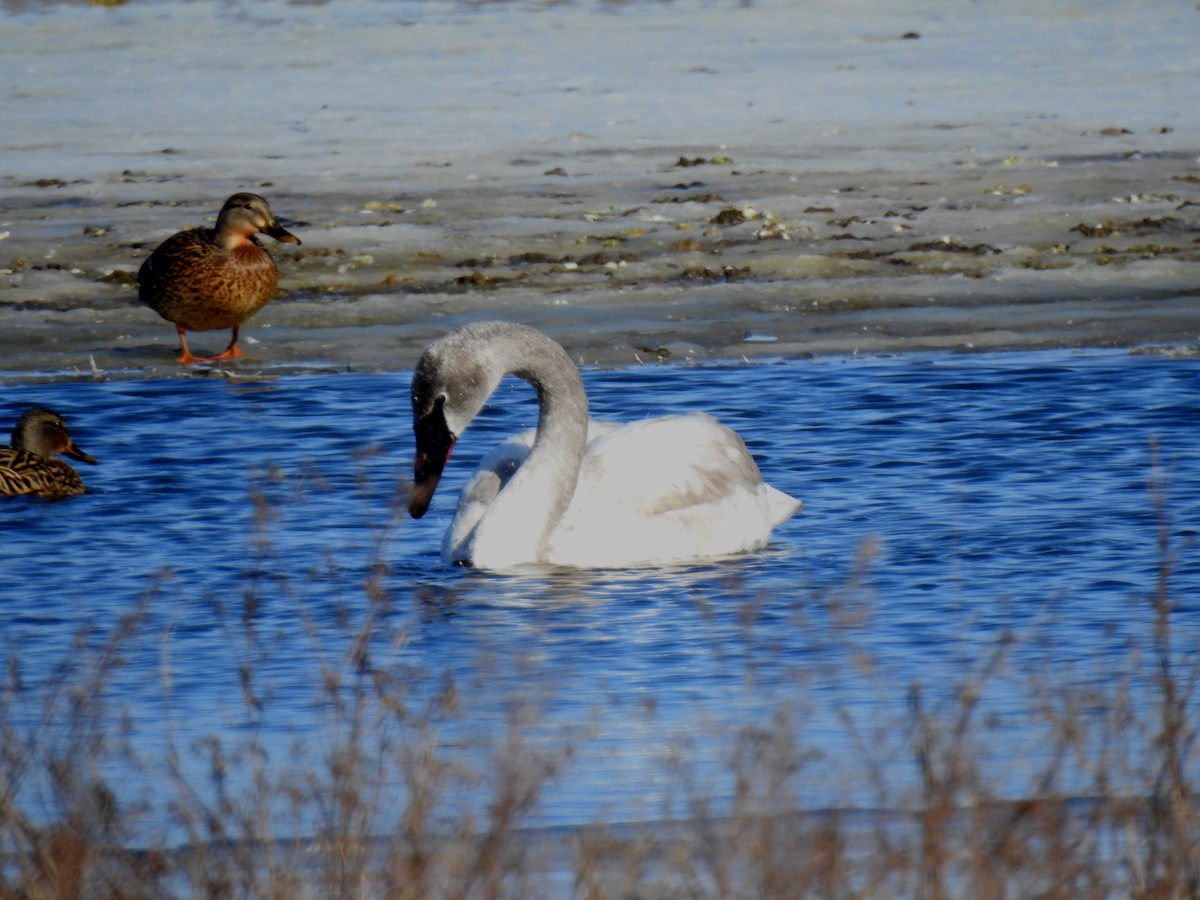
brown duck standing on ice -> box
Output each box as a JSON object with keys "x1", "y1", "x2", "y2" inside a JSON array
[
  {"x1": 137, "y1": 192, "x2": 301, "y2": 363},
  {"x1": 0, "y1": 407, "x2": 97, "y2": 499}
]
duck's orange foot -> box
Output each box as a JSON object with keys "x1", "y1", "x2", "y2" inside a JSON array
[
  {"x1": 207, "y1": 344, "x2": 246, "y2": 361},
  {"x1": 176, "y1": 347, "x2": 242, "y2": 364}
]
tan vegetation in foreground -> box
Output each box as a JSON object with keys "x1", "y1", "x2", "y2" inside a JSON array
[{"x1": 1, "y1": 454, "x2": 1196, "y2": 899}]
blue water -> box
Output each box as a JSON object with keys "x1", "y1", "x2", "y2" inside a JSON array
[{"x1": 1, "y1": 349, "x2": 1197, "y2": 842}]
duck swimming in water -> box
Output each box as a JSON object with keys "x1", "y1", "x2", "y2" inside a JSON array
[
  {"x1": 0, "y1": 407, "x2": 96, "y2": 499},
  {"x1": 137, "y1": 192, "x2": 301, "y2": 363},
  {"x1": 408, "y1": 321, "x2": 802, "y2": 570}
]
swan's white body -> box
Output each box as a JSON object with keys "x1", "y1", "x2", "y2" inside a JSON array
[{"x1": 409, "y1": 322, "x2": 801, "y2": 570}]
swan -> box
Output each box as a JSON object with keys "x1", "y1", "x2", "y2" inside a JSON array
[{"x1": 408, "y1": 321, "x2": 802, "y2": 570}]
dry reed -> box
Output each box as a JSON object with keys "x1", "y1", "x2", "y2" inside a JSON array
[{"x1": 0, "y1": 452, "x2": 1195, "y2": 899}]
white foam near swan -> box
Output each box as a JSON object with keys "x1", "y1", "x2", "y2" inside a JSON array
[{"x1": 408, "y1": 321, "x2": 802, "y2": 570}]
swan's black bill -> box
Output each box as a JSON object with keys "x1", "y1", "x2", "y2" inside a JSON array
[{"x1": 409, "y1": 409, "x2": 456, "y2": 519}]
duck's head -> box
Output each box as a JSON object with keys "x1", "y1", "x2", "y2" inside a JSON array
[
  {"x1": 215, "y1": 192, "x2": 302, "y2": 247},
  {"x1": 12, "y1": 407, "x2": 97, "y2": 465}
]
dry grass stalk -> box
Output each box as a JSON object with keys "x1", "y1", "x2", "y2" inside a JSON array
[{"x1": 0, "y1": 449, "x2": 1195, "y2": 897}]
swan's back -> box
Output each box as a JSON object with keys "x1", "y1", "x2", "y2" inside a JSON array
[{"x1": 545, "y1": 412, "x2": 801, "y2": 568}]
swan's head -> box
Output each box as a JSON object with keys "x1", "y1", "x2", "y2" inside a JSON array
[
  {"x1": 409, "y1": 392, "x2": 455, "y2": 519},
  {"x1": 408, "y1": 327, "x2": 500, "y2": 519}
]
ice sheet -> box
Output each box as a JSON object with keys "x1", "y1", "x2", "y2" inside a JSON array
[{"x1": 1, "y1": 0, "x2": 1198, "y2": 380}]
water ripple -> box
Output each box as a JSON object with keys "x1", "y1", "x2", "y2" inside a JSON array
[{"x1": 1, "y1": 348, "x2": 1196, "y2": 826}]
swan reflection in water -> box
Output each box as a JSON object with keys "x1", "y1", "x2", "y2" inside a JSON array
[{"x1": 408, "y1": 321, "x2": 801, "y2": 571}]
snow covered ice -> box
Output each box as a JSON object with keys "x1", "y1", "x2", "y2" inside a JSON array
[{"x1": 0, "y1": 0, "x2": 1197, "y2": 380}]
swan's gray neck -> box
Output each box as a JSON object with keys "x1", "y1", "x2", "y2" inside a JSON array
[{"x1": 440, "y1": 322, "x2": 589, "y2": 564}]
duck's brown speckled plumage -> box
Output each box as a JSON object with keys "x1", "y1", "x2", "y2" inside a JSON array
[
  {"x1": 137, "y1": 192, "x2": 301, "y2": 363},
  {"x1": 0, "y1": 407, "x2": 96, "y2": 500}
]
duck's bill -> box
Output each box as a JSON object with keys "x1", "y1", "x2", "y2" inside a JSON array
[
  {"x1": 266, "y1": 222, "x2": 302, "y2": 245},
  {"x1": 409, "y1": 412, "x2": 456, "y2": 519},
  {"x1": 65, "y1": 442, "x2": 97, "y2": 466}
]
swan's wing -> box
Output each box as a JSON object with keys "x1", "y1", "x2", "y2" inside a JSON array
[
  {"x1": 574, "y1": 413, "x2": 765, "y2": 513},
  {"x1": 441, "y1": 422, "x2": 617, "y2": 564},
  {"x1": 548, "y1": 413, "x2": 801, "y2": 566},
  {"x1": 442, "y1": 429, "x2": 535, "y2": 563}
]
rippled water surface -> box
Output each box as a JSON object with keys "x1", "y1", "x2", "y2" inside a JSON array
[{"x1": 1, "y1": 350, "x2": 1197, "y2": 839}]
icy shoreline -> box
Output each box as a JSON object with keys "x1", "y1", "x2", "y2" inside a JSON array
[
  {"x1": 2, "y1": 149, "x2": 1198, "y2": 384},
  {"x1": 1, "y1": 0, "x2": 1197, "y2": 382}
]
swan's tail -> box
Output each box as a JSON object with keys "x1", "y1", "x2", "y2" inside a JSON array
[{"x1": 765, "y1": 484, "x2": 803, "y2": 527}]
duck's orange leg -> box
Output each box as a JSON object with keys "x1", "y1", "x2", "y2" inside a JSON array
[
  {"x1": 175, "y1": 324, "x2": 205, "y2": 365},
  {"x1": 206, "y1": 326, "x2": 246, "y2": 361},
  {"x1": 177, "y1": 326, "x2": 245, "y2": 363}
]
